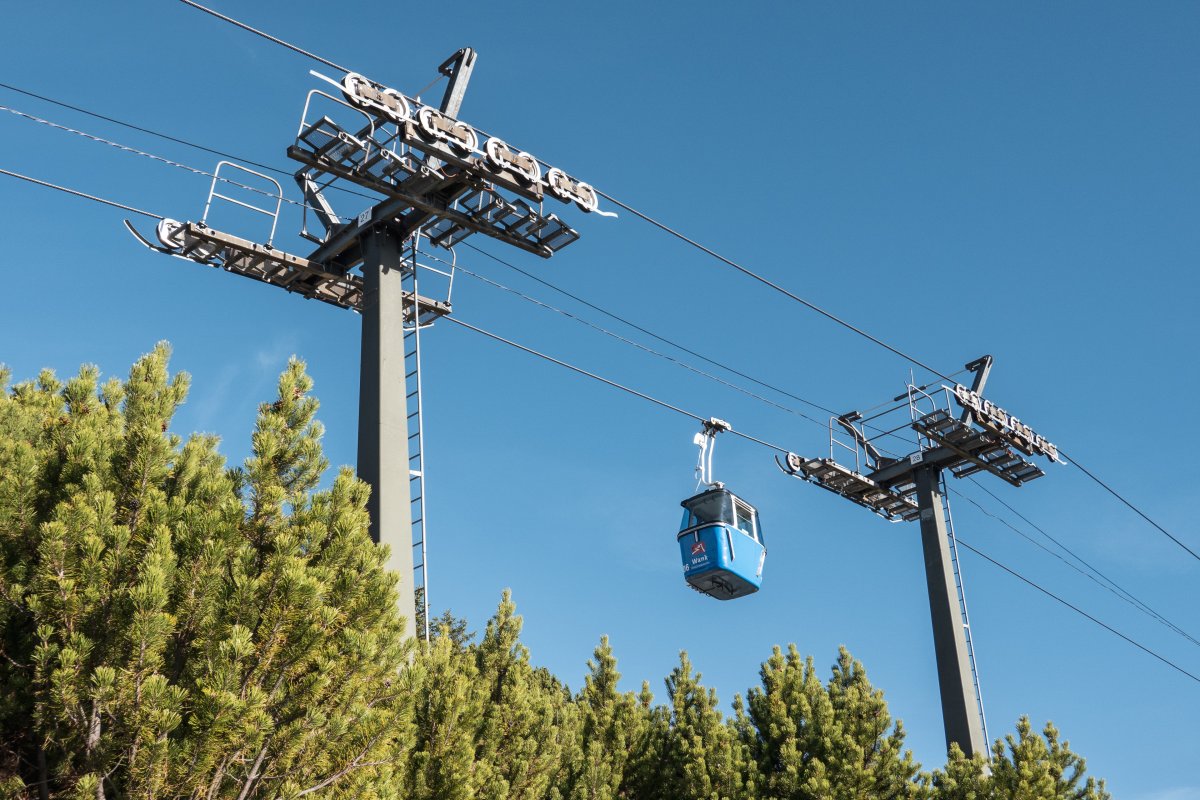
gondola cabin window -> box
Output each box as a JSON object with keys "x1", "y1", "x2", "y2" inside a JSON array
[{"x1": 734, "y1": 499, "x2": 761, "y2": 543}]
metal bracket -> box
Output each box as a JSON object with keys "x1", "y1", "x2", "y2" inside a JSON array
[
  {"x1": 124, "y1": 218, "x2": 452, "y2": 320},
  {"x1": 295, "y1": 172, "x2": 341, "y2": 241},
  {"x1": 836, "y1": 411, "x2": 888, "y2": 470},
  {"x1": 777, "y1": 452, "x2": 920, "y2": 522},
  {"x1": 694, "y1": 417, "x2": 731, "y2": 487},
  {"x1": 438, "y1": 48, "x2": 477, "y2": 117},
  {"x1": 124, "y1": 219, "x2": 179, "y2": 257},
  {"x1": 960, "y1": 355, "x2": 993, "y2": 423}
]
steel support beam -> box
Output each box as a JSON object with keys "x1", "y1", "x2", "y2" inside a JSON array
[
  {"x1": 358, "y1": 228, "x2": 416, "y2": 638},
  {"x1": 438, "y1": 47, "x2": 476, "y2": 117},
  {"x1": 915, "y1": 467, "x2": 986, "y2": 757},
  {"x1": 869, "y1": 447, "x2": 959, "y2": 488},
  {"x1": 960, "y1": 355, "x2": 993, "y2": 423}
]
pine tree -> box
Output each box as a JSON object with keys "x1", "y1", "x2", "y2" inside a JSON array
[
  {"x1": 470, "y1": 590, "x2": 570, "y2": 800},
  {"x1": 404, "y1": 627, "x2": 484, "y2": 800},
  {"x1": 932, "y1": 718, "x2": 1110, "y2": 800},
  {"x1": 744, "y1": 645, "x2": 925, "y2": 800},
  {"x1": 562, "y1": 636, "x2": 641, "y2": 800},
  {"x1": 621, "y1": 680, "x2": 672, "y2": 800},
  {"x1": 0, "y1": 346, "x2": 411, "y2": 799},
  {"x1": 430, "y1": 608, "x2": 474, "y2": 651},
  {"x1": 929, "y1": 746, "x2": 989, "y2": 800},
  {"x1": 640, "y1": 651, "x2": 751, "y2": 800}
]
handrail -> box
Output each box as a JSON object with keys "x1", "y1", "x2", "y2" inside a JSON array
[{"x1": 200, "y1": 161, "x2": 284, "y2": 246}]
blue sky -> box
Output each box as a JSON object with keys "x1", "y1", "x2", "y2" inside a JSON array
[{"x1": 1, "y1": 2, "x2": 1197, "y2": 795}]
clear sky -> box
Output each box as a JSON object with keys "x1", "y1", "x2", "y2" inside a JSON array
[{"x1": 1, "y1": 2, "x2": 1197, "y2": 796}]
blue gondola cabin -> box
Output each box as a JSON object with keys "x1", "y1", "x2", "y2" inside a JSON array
[{"x1": 677, "y1": 486, "x2": 765, "y2": 600}]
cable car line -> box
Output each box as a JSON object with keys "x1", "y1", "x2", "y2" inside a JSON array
[
  {"x1": 950, "y1": 487, "x2": 1200, "y2": 648},
  {"x1": 3, "y1": 81, "x2": 1185, "y2": 563},
  {"x1": 0, "y1": 167, "x2": 162, "y2": 220},
  {"x1": 18, "y1": 11, "x2": 1189, "y2": 572},
  {"x1": 953, "y1": 536, "x2": 1200, "y2": 684},
  {"x1": 5, "y1": 153, "x2": 1185, "y2": 623},
  {"x1": 3, "y1": 165, "x2": 1195, "y2": 685},
  {"x1": 24, "y1": 80, "x2": 1183, "y2": 578},
  {"x1": 155, "y1": 1, "x2": 1193, "y2": 561}
]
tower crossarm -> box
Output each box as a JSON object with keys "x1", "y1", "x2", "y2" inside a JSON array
[
  {"x1": 778, "y1": 453, "x2": 921, "y2": 522},
  {"x1": 287, "y1": 144, "x2": 560, "y2": 258},
  {"x1": 910, "y1": 410, "x2": 1044, "y2": 487},
  {"x1": 178, "y1": 222, "x2": 363, "y2": 307},
  {"x1": 127, "y1": 219, "x2": 450, "y2": 321}
]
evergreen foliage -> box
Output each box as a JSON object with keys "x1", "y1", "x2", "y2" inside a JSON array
[
  {"x1": 0, "y1": 348, "x2": 1111, "y2": 800},
  {"x1": 0, "y1": 346, "x2": 410, "y2": 799},
  {"x1": 655, "y1": 652, "x2": 750, "y2": 800},
  {"x1": 743, "y1": 645, "x2": 924, "y2": 799},
  {"x1": 931, "y1": 718, "x2": 1110, "y2": 800},
  {"x1": 561, "y1": 636, "x2": 641, "y2": 800}
]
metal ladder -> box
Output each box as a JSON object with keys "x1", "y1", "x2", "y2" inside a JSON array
[
  {"x1": 940, "y1": 477, "x2": 990, "y2": 748},
  {"x1": 403, "y1": 245, "x2": 430, "y2": 641}
]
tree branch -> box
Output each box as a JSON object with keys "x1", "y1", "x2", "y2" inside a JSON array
[
  {"x1": 234, "y1": 737, "x2": 273, "y2": 800},
  {"x1": 292, "y1": 731, "x2": 387, "y2": 798}
]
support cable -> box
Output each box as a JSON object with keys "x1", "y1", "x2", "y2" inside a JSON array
[
  {"x1": 593, "y1": 189, "x2": 954, "y2": 382},
  {"x1": 459, "y1": 244, "x2": 951, "y2": 457},
  {"x1": 0, "y1": 104, "x2": 307, "y2": 209},
  {"x1": 442, "y1": 316, "x2": 790, "y2": 454},
  {"x1": 0, "y1": 167, "x2": 162, "y2": 219},
  {"x1": 0, "y1": 80, "x2": 280, "y2": 177},
  {"x1": 950, "y1": 487, "x2": 1200, "y2": 648},
  {"x1": 175, "y1": 0, "x2": 438, "y2": 100},
  {"x1": 0, "y1": 80, "x2": 381, "y2": 207},
  {"x1": 176, "y1": 0, "x2": 351, "y2": 74},
  {"x1": 963, "y1": 478, "x2": 1199, "y2": 647},
  {"x1": 1059, "y1": 448, "x2": 1200, "y2": 564},
  {"x1": 954, "y1": 536, "x2": 1200, "y2": 685},
  {"x1": 462, "y1": 243, "x2": 841, "y2": 418},
  {"x1": 421, "y1": 249, "x2": 827, "y2": 428}
]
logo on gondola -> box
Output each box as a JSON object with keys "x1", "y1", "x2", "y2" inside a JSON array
[{"x1": 691, "y1": 542, "x2": 706, "y2": 556}]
